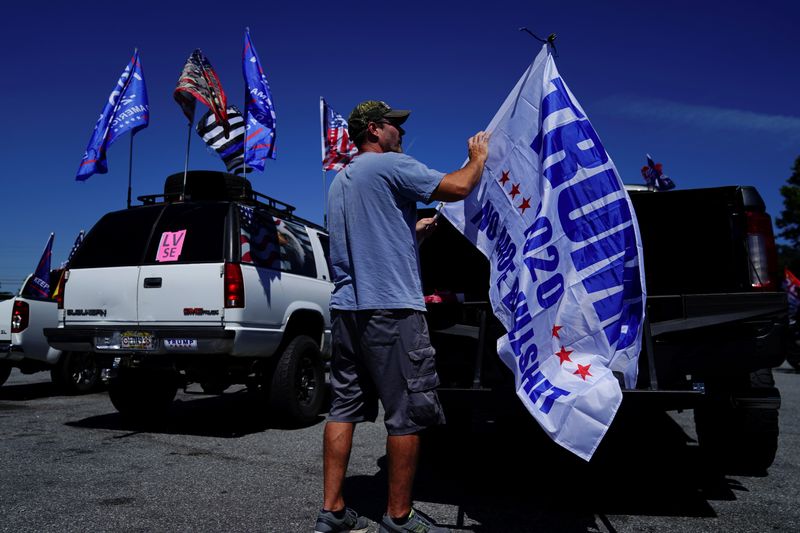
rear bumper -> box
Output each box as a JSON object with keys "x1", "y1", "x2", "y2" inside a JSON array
[{"x1": 45, "y1": 326, "x2": 236, "y2": 356}]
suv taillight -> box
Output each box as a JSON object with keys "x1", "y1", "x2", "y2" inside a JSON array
[
  {"x1": 745, "y1": 210, "x2": 778, "y2": 290},
  {"x1": 224, "y1": 262, "x2": 245, "y2": 308},
  {"x1": 54, "y1": 270, "x2": 67, "y2": 309},
  {"x1": 11, "y1": 300, "x2": 29, "y2": 333}
]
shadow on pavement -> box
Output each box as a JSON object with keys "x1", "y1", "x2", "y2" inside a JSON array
[
  {"x1": 0, "y1": 381, "x2": 65, "y2": 401},
  {"x1": 66, "y1": 388, "x2": 325, "y2": 438},
  {"x1": 343, "y1": 399, "x2": 744, "y2": 532}
]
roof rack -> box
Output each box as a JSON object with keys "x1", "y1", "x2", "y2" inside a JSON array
[{"x1": 135, "y1": 170, "x2": 324, "y2": 232}]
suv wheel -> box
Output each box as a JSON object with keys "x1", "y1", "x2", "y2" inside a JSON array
[
  {"x1": 108, "y1": 368, "x2": 179, "y2": 421},
  {"x1": 269, "y1": 335, "x2": 325, "y2": 425},
  {"x1": 694, "y1": 367, "x2": 780, "y2": 474},
  {"x1": 51, "y1": 352, "x2": 100, "y2": 394},
  {"x1": 0, "y1": 361, "x2": 11, "y2": 387}
]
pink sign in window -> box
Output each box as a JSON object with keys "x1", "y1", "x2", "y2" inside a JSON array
[{"x1": 156, "y1": 230, "x2": 187, "y2": 262}]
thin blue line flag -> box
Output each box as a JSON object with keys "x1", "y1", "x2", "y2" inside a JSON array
[
  {"x1": 76, "y1": 50, "x2": 150, "y2": 181},
  {"x1": 242, "y1": 29, "x2": 277, "y2": 170},
  {"x1": 21, "y1": 233, "x2": 54, "y2": 299}
]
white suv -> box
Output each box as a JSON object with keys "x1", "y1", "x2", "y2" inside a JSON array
[{"x1": 46, "y1": 171, "x2": 333, "y2": 423}]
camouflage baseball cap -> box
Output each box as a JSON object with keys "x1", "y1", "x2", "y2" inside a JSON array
[{"x1": 347, "y1": 100, "x2": 410, "y2": 143}]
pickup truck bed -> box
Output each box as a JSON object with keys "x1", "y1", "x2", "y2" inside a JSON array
[{"x1": 419, "y1": 184, "x2": 787, "y2": 474}]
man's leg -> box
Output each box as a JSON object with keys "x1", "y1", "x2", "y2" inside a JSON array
[
  {"x1": 323, "y1": 421, "x2": 356, "y2": 511},
  {"x1": 386, "y1": 432, "x2": 420, "y2": 518}
]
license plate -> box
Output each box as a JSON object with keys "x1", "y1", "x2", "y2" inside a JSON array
[
  {"x1": 120, "y1": 331, "x2": 157, "y2": 351},
  {"x1": 163, "y1": 338, "x2": 197, "y2": 350}
]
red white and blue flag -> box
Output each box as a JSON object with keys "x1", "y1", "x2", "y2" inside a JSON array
[
  {"x1": 321, "y1": 98, "x2": 358, "y2": 171},
  {"x1": 243, "y1": 29, "x2": 277, "y2": 168},
  {"x1": 641, "y1": 154, "x2": 676, "y2": 191},
  {"x1": 60, "y1": 230, "x2": 84, "y2": 269},
  {"x1": 21, "y1": 233, "x2": 54, "y2": 299},
  {"x1": 174, "y1": 49, "x2": 228, "y2": 127},
  {"x1": 785, "y1": 267, "x2": 800, "y2": 318},
  {"x1": 76, "y1": 50, "x2": 149, "y2": 181},
  {"x1": 441, "y1": 44, "x2": 646, "y2": 460}
]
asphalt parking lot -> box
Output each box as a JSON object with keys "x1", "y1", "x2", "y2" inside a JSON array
[{"x1": 1, "y1": 364, "x2": 798, "y2": 533}]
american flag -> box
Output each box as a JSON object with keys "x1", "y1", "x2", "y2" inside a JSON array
[
  {"x1": 60, "y1": 230, "x2": 84, "y2": 269},
  {"x1": 239, "y1": 206, "x2": 313, "y2": 272},
  {"x1": 786, "y1": 267, "x2": 800, "y2": 318},
  {"x1": 321, "y1": 98, "x2": 357, "y2": 171},
  {"x1": 641, "y1": 154, "x2": 676, "y2": 191},
  {"x1": 174, "y1": 49, "x2": 229, "y2": 126}
]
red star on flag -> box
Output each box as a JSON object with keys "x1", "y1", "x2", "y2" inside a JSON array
[
  {"x1": 510, "y1": 183, "x2": 521, "y2": 199},
  {"x1": 499, "y1": 170, "x2": 510, "y2": 186},
  {"x1": 574, "y1": 364, "x2": 592, "y2": 381},
  {"x1": 555, "y1": 346, "x2": 573, "y2": 365},
  {"x1": 552, "y1": 325, "x2": 562, "y2": 338},
  {"x1": 518, "y1": 197, "x2": 531, "y2": 214}
]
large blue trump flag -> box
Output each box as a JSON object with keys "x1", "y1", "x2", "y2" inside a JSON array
[
  {"x1": 243, "y1": 29, "x2": 277, "y2": 169},
  {"x1": 442, "y1": 44, "x2": 646, "y2": 460},
  {"x1": 76, "y1": 50, "x2": 149, "y2": 181}
]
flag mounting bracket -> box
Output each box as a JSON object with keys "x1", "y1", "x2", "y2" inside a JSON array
[{"x1": 519, "y1": 28, "x2": 558, "y2": 55}]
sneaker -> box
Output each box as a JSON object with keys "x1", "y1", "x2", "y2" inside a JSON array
[
  {"x1": 314, "y1": 507, "x2": 369, "y2": 533},
  {"x1": 379, "y1": 508, "x2": 450, "y2": 532}
]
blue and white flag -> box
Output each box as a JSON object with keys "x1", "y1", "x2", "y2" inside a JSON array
[
  {"x1": 243, "y1": 29, "x2": 277, "y2": 169},
  {"x1": 76, "y1": 50, "x2": 149, "y2": 181},
  {"x1": 21, "y1": 233, "x2": 54, "y2": 299},
  {"x1": 441, "y1": 44, "x2": 646, "y2": 460}
]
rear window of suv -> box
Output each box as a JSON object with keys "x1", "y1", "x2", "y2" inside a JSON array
[
  {"x1": 69, "y1": 203, "x2": 229, "y2": 269},
  {"x1": 142, "y1": 203, "x2": 228, "y2": 264},
  {"x1": 70, "y1": 206, "x2": 164, "y2": 268}
]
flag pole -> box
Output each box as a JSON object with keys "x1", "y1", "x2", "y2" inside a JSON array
[
  {"x1": 182, "y1": 109, "x2": 194, "y2": 201},
  {"x1": 127, "y1": 132, "x2": 134, "y2": 208},
  {"x1": 242, "y1": 27, "x2": 249, "y2": 178},
  {"x1": 320, "y1": 97, "x2": 327, "y2": 228}
]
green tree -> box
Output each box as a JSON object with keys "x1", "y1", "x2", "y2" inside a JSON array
[{"x1": 776, "y1": 156, "x2": 800, "y2": 273}]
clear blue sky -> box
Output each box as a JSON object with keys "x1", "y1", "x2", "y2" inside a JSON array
[{"x1": 2, "y1": 0, "x2": 798, "y2": 290}]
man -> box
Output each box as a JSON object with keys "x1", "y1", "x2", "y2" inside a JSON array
[{"x1": 314, "y1": 100, "x2": 489, "y2": 533}]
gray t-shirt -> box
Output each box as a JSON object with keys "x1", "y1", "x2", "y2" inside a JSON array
[{"x1": 328, "y1": 152, "x2": 445, "y2": 311}]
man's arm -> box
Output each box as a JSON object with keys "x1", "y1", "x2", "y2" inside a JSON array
[{"x1": 429, "y1": 131, "x2": 490, "y2": 202}]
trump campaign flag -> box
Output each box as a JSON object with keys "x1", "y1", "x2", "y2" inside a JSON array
[
  {"x1": 243, "y1": 29, "x2": 277, "y2": 169},
  {"x1": 321, "y1": 98, "x2": 358, "y2": 171},
  {"x1": 76, "y1": 50, "x2": 149, "y2": 181},
  {"x1": 441, "y1": 44, "x2": 646, "y2": 460},
  {"x1": 174, "y1": 49, "x2": 229, "y2": 127},
  {"x1": 21, "y1": 234, "x2": 54, "y2": 299}
]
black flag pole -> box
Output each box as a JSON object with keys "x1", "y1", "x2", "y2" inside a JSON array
[
  {"x1": 320, "y1": 97, "x2": 327, "y2": 228},
  {"x1": 243, "y1": 27, "x2": 249, "y2": 178},
  {"x1": 127, "y1": 132, "x2": 134, "y2": 208},
  {"x1": 182, "y1": 107, "x2": 194, "y2": 201}
]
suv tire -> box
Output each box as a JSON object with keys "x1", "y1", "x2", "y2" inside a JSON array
[
  {"x1": 0, "y1": 361, "x2": 11, "y2": 387},
  {"x1": 51, "y1": 352, "x2": 100, "y2": 394},
  {"x1": 109, "y1": 368, "x2": 179, "y2": 421},
  {"x1": 694, "y1": 367, "x2": 780, "y2": 474},
  {"x1": 268, "y1": 335, "x2": 325, "y2": 425}
]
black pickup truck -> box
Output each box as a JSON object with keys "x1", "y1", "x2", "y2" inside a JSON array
[{"x1": 420, "y1": 184, "x2": 787, "y2": 473}]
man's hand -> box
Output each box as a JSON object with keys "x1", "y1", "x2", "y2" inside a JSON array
[
  {"x1": 468, "y1": 131, "x2": 490, "y2": 165},
  {"x1": 430, "y1": 130, "x2": 491, "y2": 202},
  {"x1": 416, "y1": 216, "x2": 438, "y2": 242}
]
